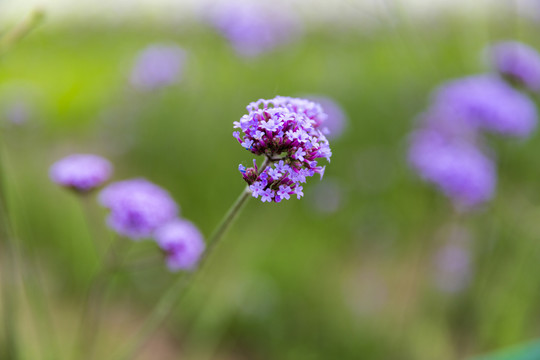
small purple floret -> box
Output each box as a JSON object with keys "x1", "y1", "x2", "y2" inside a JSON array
[
  {"x1": 130, "y1": 44, "x2": 186, "y2": 91},
  {"x1": 490, "y1": 41, "x2": 540, "y2": 92},
  {"x1": 99, "y1": 178, "x2": 179, "y2": 240},
  {"x1": 154, "y1": 219, "x2": 205, "y2": 272},
  {"x1": 49, "y1": 154, "x2": 112, "y2": 192}
]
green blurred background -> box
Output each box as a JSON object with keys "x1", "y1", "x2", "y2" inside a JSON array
[{"x1": 1, "y1": 3, "x2": 540, "y2": 359}]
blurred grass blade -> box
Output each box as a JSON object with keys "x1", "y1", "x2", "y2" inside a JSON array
[{"x1": 0, "y1": 9, "x2": 45, "y2": 56}]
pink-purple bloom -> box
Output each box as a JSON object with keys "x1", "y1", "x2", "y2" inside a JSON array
[
  {"x1": 234, "y1": 96, "x2": 332, "y2": 203},
  {"x1": 130, "y1": 44, "x2": 186, "y2": 91},
  {"x1": 209, "y1": 0, "x2": 302, "y2": 57},
  {"x1": 489, "y1": 41, "x2": 540, "y2": 92},
  {"x1": 154, "y1": 219, "x2": 205, "y2": 272},
  {"x1": 408, "y1": 129, "x2": 496, "y2": 209},
  {"x1": 99, "y1": 178, "x2": 179, "y2": 240},
  {"x1": 49, "y1": 154, "x2": 113, "y2": 192},
  {"x1": 431, "y1": 75, "x2": 537, "y2": 137}
]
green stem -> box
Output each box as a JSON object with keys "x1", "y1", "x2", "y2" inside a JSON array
[
  {"x1": 75, "y1": 234, "x2": 127, "y2": 360},
  {"x1": 0, "y1": 146, "x2": 19, "y2": 359},
  {"x1": 0, "y1": 9, "x2": 45, "y2": 56},
  {"x1": 113, "y1": 157, "x2": 271, "y2": 360}
]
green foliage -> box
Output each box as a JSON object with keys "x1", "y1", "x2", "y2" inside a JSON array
[{"x1": 1, "y1": 16, "x2": 540, "y2": 359}]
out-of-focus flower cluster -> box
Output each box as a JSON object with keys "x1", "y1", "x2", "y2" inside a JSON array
[
  {"x1": 208, "y1": 0, "x2": 302, "y2": 58},
  {"x1": 409, "y1": 41, "x2": 540, "y2": 210},
  {"x1": 50, "y1": 154, "x2": 204, "y2": 272},
  {"x1": 49, "y1": 154, "x2": 113, "y2": 193},
  {"x1": 489, "y1": 41, "x2": 540, "y2": 92},
  {"x1": 234, "y1": 96, "x2": 332, "y2": 203},
  {"x1": 130, "y1": 44, "x2": 186, "y2": 91}
]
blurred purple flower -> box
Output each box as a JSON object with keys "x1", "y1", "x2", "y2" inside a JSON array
[
  {"x1": 130, "y1": 44, "x2": 186, "y2": 91},
  {"x1": 235, "y1": 96, "x2": 331, "y2": 203},
  {"x1": 209, "y1": 0, "x2": 302, "y2": 57},
  {"x1": 49, "y1": 154, "x2": 113, "y2": 193},
  {"x1": 99, "y1": 178, "x2": 179, "y2": 240},
  {"x1": 5, "y1": 100, "x2": 31, "y2": 125},
  {"x1": 305, "y1": 96, "x2": 348, "y2": 139},
  {"x1": 431, "y1": 75, "x2": 537, "y2": 137},
  {"x1": 408, "y1": 128, "x2": 496, "y2": 209},
  {"x1": 489, "y1": 41, "x2": 540, "y2": 92},
  {"x1": 154, "y1": 219, "x2": 205, "y2": 272}
]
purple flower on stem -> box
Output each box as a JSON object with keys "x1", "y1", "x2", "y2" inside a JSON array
[
  {"x1": 130, "y1": 44, "x2": 186, "y2": 91},
  {"x1": 154, "y1": 219, "x2": 205, "y2": 272},
  {"x1": 49, "y1": 154, "x2": 112, "y2": 193},
  {"x1": 489, "y1": 41, "x2": 540, "y2": 92},
  {"x1": 408, "y1": 128, "x2": 496, "y2": 209},
  {"x1": 99, "y1": 178, "x2": 179, "y2": 240},
  {"x1": 235, "y1": 96, "x2": 332, "y2": 203},
  {"x1": 431, "y1": 75, "x2": 537, "y2": 137}
]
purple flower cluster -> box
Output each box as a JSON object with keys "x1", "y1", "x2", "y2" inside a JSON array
[
  {"x1": 431, "y1": 75, "x2": 537, "y2": 137},
  {"x1": 234, "y1": 96, "x2": 332, "y2": 203},
  {"x1": 50, "y1": 152, "x2": 205, "y2": 271},
  {"x1": 408, "y1": 42, "x2": 540, "y2": 209},
  {"x1": 99, "y1": 179, "x2": 179, "y2": 240},
  {"x1": 99, "y1": 178, "x2": 205, "y2": 271},
  {"x1": 489, "y1": 41, "x2": 540, "y2": 92},
  {"x1": 154, "y1": 220, "x2": 205, "y2": 271},
  {"x1": 130, "y1": 44, "x2": 186, "y2": 91},
  {"x1": 409, "y1": 129, "x2": 496, "y2": 208},
  {"x1": 49, "y1": 154, "x2": 112, "y2": 192},
  {"x1": 208, "y1": 0, "x2": 302, "y2": 57}
]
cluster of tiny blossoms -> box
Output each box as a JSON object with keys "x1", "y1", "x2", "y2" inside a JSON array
[
  {"x1": 49, "y1": 154, "x2": 204, "y2": 272},
  {"x1": 233, "y1": 96, "x2": 332, "y2": 203},
  {"x1": 408, "y1": 40, "x2": 540, "y2": 210}
]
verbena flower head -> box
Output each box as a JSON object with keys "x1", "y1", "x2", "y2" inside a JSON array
[
  {"x1": 130, "y1": 44, "x2": 186, "y2": 91},
  {"x1": 154, "y1": 219, "x2": 205, "y2": 272},
  {"x1": 431, "y1": 75, "x2": 537, "y2": 137},
  {"x1": 234, "y1": 96, "x2": 332, "y2": 203},
  {"x1": 489, "y1": 41, "x2": 540, "y2": 92},
  {"x1": 408, "y1": 128, "x2": 496, "y2": 209},
  {"x1": 49, "y1": 154, "x2": 112, "y2": 193},
  {"x1": 209, "y1": 0, "x2": 301, "y2": 57},
  {"x1": 99, "y1": 178, "x2": 179, "y2": 240}
]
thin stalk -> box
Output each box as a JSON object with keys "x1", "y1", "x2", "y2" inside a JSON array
[
  {"x1": 113, "y1": 157, "x2": 271, "y2": 360},
  {"x1": 75, "y1": 233, "x2": 127, "y2": 360},
  {"x1": 0, "y1": 9, "x2": 45, "y2": 56}
]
